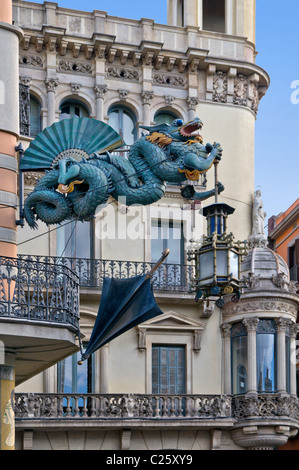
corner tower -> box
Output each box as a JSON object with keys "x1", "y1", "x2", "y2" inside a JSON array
[{"x1": 167, "y1": 0, "x2": 266, "y2": 241}]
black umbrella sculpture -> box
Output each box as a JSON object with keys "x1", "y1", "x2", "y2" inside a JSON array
[{"x1": 78, "y1": 249, "x2": 170, "y2": 364}]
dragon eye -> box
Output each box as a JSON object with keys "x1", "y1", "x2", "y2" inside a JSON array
[{"x1": 174, "y1": 119, "x2": 183, "y2": 126}]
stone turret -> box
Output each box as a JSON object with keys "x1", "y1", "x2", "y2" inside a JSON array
[{"x1": 221, "y1": 191, "x2": 299, "y2": 450}]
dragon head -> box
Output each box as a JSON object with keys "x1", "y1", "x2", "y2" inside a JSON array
[
  {"x1": 140, "y1": 117, "x2": 203, "y2": 144},
  {"x1": 54, "y1": 158, "x2": 84, "y2": 194}
]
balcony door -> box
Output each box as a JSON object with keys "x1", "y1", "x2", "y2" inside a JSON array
[
  {"x1": 56, "y1": 220, "x2": 95, "y2": 286},
  {"x1": 151, "y1": 220, "x2": 184, "y2": 289},
  {"x1": 152, "y1": 345, "x2": 185, "y2": 395}
]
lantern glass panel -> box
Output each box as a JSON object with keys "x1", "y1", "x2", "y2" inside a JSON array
[
  {"x1": 198, "y1": 250, "x2": 214, "y2": 285},
  {"x1": 216, "y1": 250, "x2": 227, "y2": 277},
  {"x1": 229, "y1": 250, "x2": 239, "y2": 278}
]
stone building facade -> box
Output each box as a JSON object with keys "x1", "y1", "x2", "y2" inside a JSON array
[{"x1": 5, "y1": 0, "x2": 298, "y2": 450}]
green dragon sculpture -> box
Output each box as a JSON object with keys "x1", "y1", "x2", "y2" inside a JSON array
[{"x1": 21, "y1": 117, "x2": 224, "y2": 229}]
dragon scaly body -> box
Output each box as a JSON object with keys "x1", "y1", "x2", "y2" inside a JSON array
[{"x1": 24, "y1": 118, "x2": 224, "y2": 228}]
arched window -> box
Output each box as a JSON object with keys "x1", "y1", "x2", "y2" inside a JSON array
[
  {"x1": 203, "y1": 0, "x2": 225, "y2": 33},
  {"x1": 30, "y1": 96, "x2": 42, "y2": 137},
  {"x1": 154, "y1": 110, "x2": 180, "y2": 126},
  {"x1": 59, "y1": 100, "x2": 90, "y2": 120},
  {"x1": 108, "y1": 106, "x2": 137, "y2": 145},
  {"x1": 231, "y1": 322, "x2": 247, "y2": 394}
]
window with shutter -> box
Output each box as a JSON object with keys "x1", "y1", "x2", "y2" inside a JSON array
[{"x1": 152, "y1": 345, "x2": 185, "y2": 394}]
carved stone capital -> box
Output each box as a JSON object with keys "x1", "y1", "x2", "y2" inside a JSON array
[
  {"x1": 187, "y1": 96, "x2": 200, "y2": 111},
  {"x1": 242, "y1": 317, "x2": 259, "y2": 332},
  {"x1": 275, "y1": 317, "x2": 289, "y2": 332},
  {"x1": 94, "y1": 84, "x2": 108, "y2": 99},
  {"x1": 45, "y1": 77, "x2": 59, "y2": 93},
  {"x1": 141, "y1": 90, "x2": 154, "y2": 105},
  {"x1": 221, "y1": 323, "x2": 232, "y2": 338}
]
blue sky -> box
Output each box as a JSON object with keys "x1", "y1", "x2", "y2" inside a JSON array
[{"x1": 31, "y1": 0, "x2": 299, "y2": 223}]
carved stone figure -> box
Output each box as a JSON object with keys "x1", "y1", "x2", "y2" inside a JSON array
[{"x1": 248, "y1": 189, "x2": 267, "y2": 247}]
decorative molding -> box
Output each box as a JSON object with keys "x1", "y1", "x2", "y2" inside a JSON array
[
  {"x1": 70, "y1": 83, "x2": 82, "y2": 95},
  {"x1": 213, "y1": 71, "x2": 227, "y2": 103},
  {"x1": 106, "y1": 66, "x2": 140, "y2": 81},
  {"x1": 136, "y1": 311, "x2": 206, "y2": 353},
  {"x1": 153, "y1": 72, "x2": 187, "y2": 88},
  {"x1": 164, "y1": 95, "x2": 175, "y2": 106},
  {"x1": 19, "y1": 55, "x2": 44, "y2": 68},
  {"x1": 57, "y1": 60, "x2": 93, "y2": 74},
  {"x1": 223, "y1": 298, "x2": 298, "y2": 320},
  {"x1": 233, "y1": 74, "x2": 248, "y2": 106},
  {"x1": 118, "y1": 89, "x2": 129, "y2": 101}
]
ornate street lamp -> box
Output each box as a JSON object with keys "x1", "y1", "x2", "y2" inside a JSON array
[{"x1": 187, "y1": 162, "x2": 247, "y2": 307}]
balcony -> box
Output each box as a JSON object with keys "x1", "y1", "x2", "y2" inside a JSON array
[
  {"x1": 14, "y1": 392, "x2": 299, "y2": 430},
  {"x1": 0, "y1": 256, "x2": 80, "y2": 385},
  {"x1": 17, "y1": 255, "x2": 195, "y2": 294},
  {"x1": 15, "y1": 392, "x2": 233, "y2": 423}
]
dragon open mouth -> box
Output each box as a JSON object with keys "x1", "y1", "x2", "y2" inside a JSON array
[
  {"x1": 178, "y1": 120, "x2": 203, "y2": 139},
  {"x1": 57, "y1": 180, "x2": 84, "y2": 194}
]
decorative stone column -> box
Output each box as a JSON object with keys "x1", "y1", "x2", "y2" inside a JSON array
[
  {"x1": 221, "y1": 323, "x2": 232, "y2": 395},
  {"x1": 276, "y1": 318, "x2": 288, "y2": 394},
  {"x1": 243, "y1": 317, "x2": 259, "y2": 395},
  {"x1": 45, "y1": 77, "x2": 59, "y2": 126},
  {"x1": 94, "y1": 84, "x2": 107, "y2": 121},
  {"x1": 141, "y1": 90, "x2": 154, "y2": 126}
]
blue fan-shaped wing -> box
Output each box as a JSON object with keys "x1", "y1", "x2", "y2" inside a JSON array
[{"x1": 20, "y1": 117, "x2": 125, "y2": 171}]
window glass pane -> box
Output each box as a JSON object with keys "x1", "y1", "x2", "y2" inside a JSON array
[
  {"x1": 231, "y1": 335, "x2": 247, "y2": 394},
  {"x1": 199, "y1": 251, "x2": 214, "y2": 285},
  {"x1": 57, "y1": 221, "x2": 91, "y2": 259},
  {"x1": 216, "y1": 250, "x2": 227, "y2": 277},
  {"x1": 122, "y1": 111, "x2": 135, "y2": 145},
  {"x1": 108, "y1": 111, "x2": 119, "y2": 133},
  {"x1": 151, "y1": 220, "x2": 183, "y2": 264},
  {"x1": 230, "y1": 251, "x2": 239, "y2": 279},
  {"x1": 108, "y1": 107, "x2": 137, "y2": 144},
  {"x1": 257, "y1": 329, "x2": 277, "y2": 393},
  {"x1": 60, "y1": 102, "x2": 89, "y2": 120},
  {"x1": 154, "y1": 112, "x2": 177, "y2": 125},
  {"x1": 58, "y1": 347, "x2": 94, "y2": 394}
]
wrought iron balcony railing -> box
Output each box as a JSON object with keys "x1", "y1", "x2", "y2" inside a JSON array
[
  {"x1": 17, "y1": 255, "x2": 195, "y2": 293},
  {"x1": 14, "y1": 393, "x2": 299, "y2": 422},
  {"x1": 0, "y1": 256, "x2": 79, "y2": 330}
]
